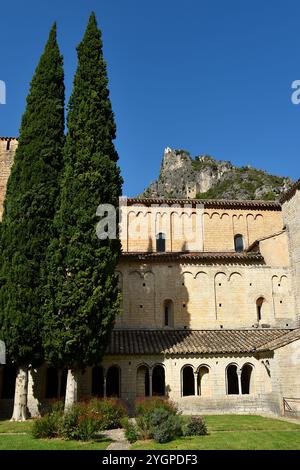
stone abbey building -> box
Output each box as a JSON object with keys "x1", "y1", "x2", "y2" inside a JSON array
[{"x1": 1, "y1": 137, "x2": 300, "y2": 418}]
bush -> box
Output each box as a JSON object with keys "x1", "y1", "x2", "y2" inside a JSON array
[
  {"x1": 121, "y1": 417, "x2": 141, "y2": 444},
  {"x1": 135, "y1": 397, "x2": 178, "y2": 436},
  {"x1": 32, "y1": 411, "x2": 62, "y2": 439},
  {"x1": 135, "y1": 397, "x2": 182, "y2": 442},
  {"x1": 152, "y1": 414, "x2": 183, "y2": 443},
  {"x1": 89, "y1": 398, "x2": 127, "y2": 430},
  {"x1": 182, "y1": 416, "x2": 208, "y2": 437},
  {"x1": 62, "y1": 402, "x2": 102, "y2": 441}
]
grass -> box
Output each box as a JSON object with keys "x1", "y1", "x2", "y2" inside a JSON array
[
  {"x1": 131, "y1": 414, "x2": 300, "y2": 450},
  {"x1": 0, "y1": 434, "x2": 111, "y2": 450},
  {"x1": 0, "y1": 419, "x2": 111, "y2": 450},
  {"x1": 0, "y1": 419, "x2": 34, "y2": 434}
]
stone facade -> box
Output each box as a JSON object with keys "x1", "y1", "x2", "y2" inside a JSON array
[
  {"x1": 0, "y1": 140, "x2": 300, "y2": 419},
  {"x1": 0, "y1": 137, "x2": 18, "y2": 220}
]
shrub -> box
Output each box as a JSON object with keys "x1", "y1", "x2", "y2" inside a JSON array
[
  {"x1": 182, "y1": 416, "x2": 208, "y2": 437},
  {"x1": 32, "y1": 411, "x2": 62, "y2": 439},
  {"x1": 62, "y1": 402, "x2": 103, "y2": 441},
  {"x1": 121, "y1": 417, "x2": 141, "y2": 443},
  {"x1": 152, "y1": 414, "x2": 183, "y2": 444},
  {"x1": 135, "y1": 397, "x2": 181, "y2": 441},
  {"x1": 89, "y1": 398, "x2": 127, "y2": 430}
]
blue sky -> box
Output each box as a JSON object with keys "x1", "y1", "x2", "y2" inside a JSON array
[{"x1": 0, "y1": 0, "x2": 300, "y2": 196}]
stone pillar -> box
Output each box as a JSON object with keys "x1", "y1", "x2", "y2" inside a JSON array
[
  {"x1": 149, "y1": 368, "x2": 153, "y2": 397},
  {"x1": 103, "y1": 376, "x2": 107, "y2": 398},
  {"x1": 194, "y1": 372, "x2": 198, "y2": 396},
  {"x1": 237, "y1": 369, "x2": 242, "y2": 395}
]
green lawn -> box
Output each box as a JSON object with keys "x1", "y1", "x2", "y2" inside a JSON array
[
  {"x1": 131, "y1": 415, "x2": 300, "y2": 450},
  {"x1": 0, "y1": 419, "x2": 111, "y2": 450}
]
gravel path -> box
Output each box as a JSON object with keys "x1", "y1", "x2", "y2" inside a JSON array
[{"x1": 104, "y1": 428, "x2": 130, "y2": 451}]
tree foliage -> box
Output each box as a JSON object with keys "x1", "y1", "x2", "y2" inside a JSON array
[
  {"x1": 43, "y1": 13, "x2": 123, "y2": 369},
  {"x1": 0, "y1": 24, "x2": 65, "y2": 366}
]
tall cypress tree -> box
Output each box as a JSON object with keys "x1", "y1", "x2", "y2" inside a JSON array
[
  {"x1": 0, "y1": 25, "x2": 65, "y2": 420},
  {"x1": 43, "y1": 13, "x2": 122, "y2": 408}
]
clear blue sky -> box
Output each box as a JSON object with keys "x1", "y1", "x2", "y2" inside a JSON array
[{"x1": 0, "y1": 0, "x2": 300, "y2": 196}]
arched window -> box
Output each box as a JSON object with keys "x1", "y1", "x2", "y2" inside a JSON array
[
  {"x1": 234, "y1": 234, "x2": 244, "y2": 252},
  {"x1": 156, "y1": 233, "x2": 166, "y2": 252},
  {"x1": 182, "y1": 366, "x2": 195, "y2": 396},
  {"x1": 106, "y1": 366, "x2": 120, "y2": 398},
  {"x1": 256, "y1": 297, "x2": 265, "y2": 322},
  {"x1": 152, "y1": 365, "x2": 165, "y2": 396},
  {"x1": 136, "y1": 365, "x2": 150, "y2": 397},
  {"x1": 92, "y1": 366, "x2": 104, "y2": 397},
  {"x1": 197, "y1": 366, "x2": 210, "y2": 396},
  {"x1": 163, "y1": 300, "x2": 174, "y2": 328},
  {"x1": 45, "y1": 367, "x2": 67, "y2": 399},
  {"x1": 226, "y1": 364, "x2": 239, "y2": 395},
  {"x1": 241, "y1": 364, "x2": 253, "y2": 394},
  {"x1": 0, "y1": 365, "x2": 17, "y2": 399}
]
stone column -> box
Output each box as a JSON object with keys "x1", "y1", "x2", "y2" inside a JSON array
[
  {"x1": 194, "y1": 372, "x2": 198, "y2": 396},
  {"x1": 149, "y1": 368, "x2": 153, "y2": 397},
  {"x1": 103, "y1": 375, "x2": 107, "y2": 398},
  {"x1": 237, "y1": 369, "x2": 242, "y2": 395}
]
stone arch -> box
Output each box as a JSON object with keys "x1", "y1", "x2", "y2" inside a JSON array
[
  {"x1": 127, "y1": 210, "x2": 151, "y2": 251},
  {"x1": 234, "y1": 234, "x2": 244, "y2": 252},
  {"x1": 197, "y1": 365, "x2": 210, "y2": 397},
  {"x1": 106, "y1": 365, "x2": 121, "y2": 398},
  {"x1": 156, "y1": 232, "x2": 166, "y2": 252},
  {"x1": 241, "y1": 363, "x2": 254, "y2": 394},
  {"x1": 181, "y1": 365, "x2": 195, "y2": 397},
  {"x1": 256, "y1": 297, "x2": 267, "y2": 322},
  {"x1": 0, "y1": 364, "x2": 17, "y2": 399},
  {"x1": 92, "y1": 366, "x2": 104, "y2": 397},
  {"x1": 272, "y1": 274, "x2": 289, "y2": 318},
  {"x1": 152, "y1": 364, "x2": 165, "y2": 396},
  {"x1": 226, "y1": 363, "x2": 239, "y2": 395},
  {"x1": 136, "y1": 364, "x2": 150, "y2": 397}
]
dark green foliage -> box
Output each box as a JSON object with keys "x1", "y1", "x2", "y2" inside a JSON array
[
  {"x1": 32, "y1": 410, "x2": 63, "y2": 439},
  {"x1": 89, "y1": 398, "x2": 126, "y2": 430},
  {"x1": 152, "y1": 414, "x2": 183, "y2": 443},
  {"x1": 33, "y1": 399, "x2": 125, "y2": 441},
  {"x1": 182, "y1": 416, "x2": 208, "y2": 436},
  {"x1": 121, "y1": 417, "x2": 141, "y2": 443},
  {"x1": 43, "y1": 13, "x2": 123, "y2": 369},
  {"x1": 0, "y1": 25, "x2": 65, "y2": 366},
  {"x1": 135, "y1": 397, "x2": 181, "y2": 441},
  {"x1": 61, "y1": 402, "x2": 102, "y2": 441}
]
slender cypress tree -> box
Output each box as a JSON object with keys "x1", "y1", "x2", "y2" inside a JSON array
[
  {"x1": 0, "y1": 25, "x2": 65, "y2": 420},
  {"x1": 43, "y1": 13, "x2": 122, "y2": 408}
]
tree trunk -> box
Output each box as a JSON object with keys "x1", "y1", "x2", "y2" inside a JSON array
[
  {"x1": 11, "y1": 366, "x2": 28, "y2": 421},
  {"x1": 64, "y1": 368, "x2": 78, "y2": 412}
]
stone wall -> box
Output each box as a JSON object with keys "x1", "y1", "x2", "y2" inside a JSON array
[
  {"x1": 282, "y1": 189, "x2": 300, "y2": 323},
  {"x1": 116, "y1": 261, "x2": 296, "y2": 329},
  {"x1": 0, "y1": 137, "x2": 17, "y2": 220},
  {"x1": 121, "y1": 204, "x2": 284, "y2": 253}
]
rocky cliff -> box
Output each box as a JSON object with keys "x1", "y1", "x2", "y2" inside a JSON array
[{"x1": 142, "y1": 147, "x2": 292, "y2": 200}]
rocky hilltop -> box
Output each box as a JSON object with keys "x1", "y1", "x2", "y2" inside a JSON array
[{"x1": 142, "y1": 147, "x2": 292, "y2": 200}]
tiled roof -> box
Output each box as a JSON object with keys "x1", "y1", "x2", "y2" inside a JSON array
[
  {"x1": 280, "y1": 179, "x2": 300, "y2": 204},
  {"x1": 257, "y1": 328, "x2": 300, "y2": 351},
  {"x1": 120, "y1": 251, "x2": 265, "y2": 265},
  {"x1": 0, "y1": 137, "x2": 18, "y2": 141},
  {"x1": 125, "y1": 197, "x2": 281, "y2": 211},
  {"x1": 106, "y1": 329, "x2": 290, "y2": 355}
]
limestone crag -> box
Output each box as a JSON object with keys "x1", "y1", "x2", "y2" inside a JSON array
[{"x1": 143, "y1": 147, "x2": 292, "y2": 200}]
